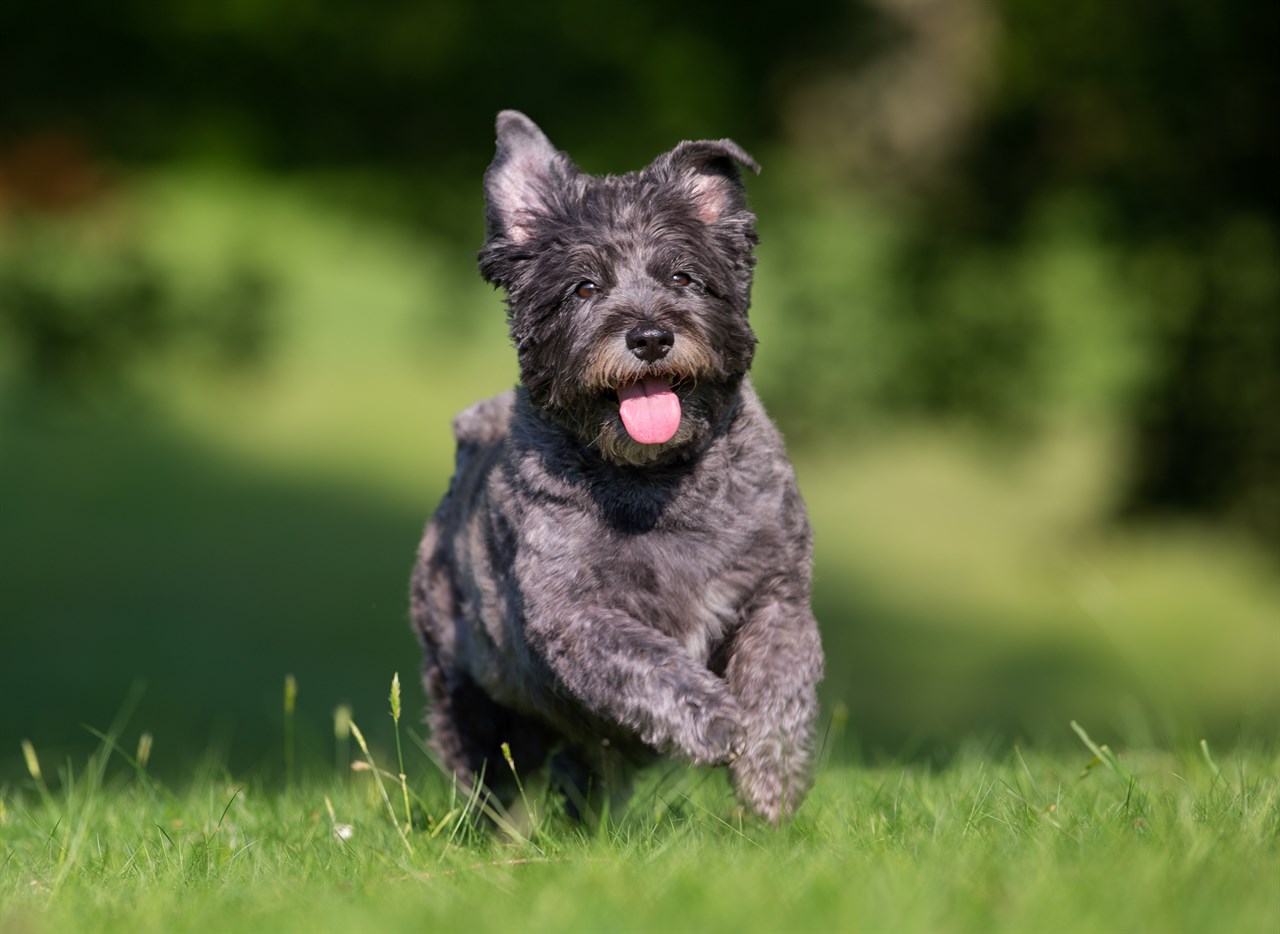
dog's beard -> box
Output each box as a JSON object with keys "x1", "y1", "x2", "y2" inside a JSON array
[
  {"x1": 566, "y1": 388, "x2": 705, "y2": 467},
  {"x1": 594, "y1": 403, "x2": 700, "y2": 466},
  {"x1": 546, "y1": 331, "x2": 736, "y2": 467}
]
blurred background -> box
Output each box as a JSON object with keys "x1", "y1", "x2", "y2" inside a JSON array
[{"x1": 2, "y1": 0, "x2": 1276, "y2": 779}]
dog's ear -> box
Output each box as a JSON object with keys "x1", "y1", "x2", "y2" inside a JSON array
[
  {"x1": 484, "y1": 111, "x2": 575, "y2": 244},
  {"x1": 660, "y1": 140, "x2": 760, "y2": 225}
]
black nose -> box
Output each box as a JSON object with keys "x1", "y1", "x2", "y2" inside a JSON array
[{"x1": 625, "y1": 325, "x2": 674, "y2": 363}]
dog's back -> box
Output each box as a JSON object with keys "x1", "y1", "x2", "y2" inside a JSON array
[{"x1": 452, "y1": 390, "x2": 515, "y2": 452}]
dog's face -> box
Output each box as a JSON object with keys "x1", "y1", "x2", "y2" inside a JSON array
[{"x1": 478, "y1": 111, "x2": 760, "y2": 466}]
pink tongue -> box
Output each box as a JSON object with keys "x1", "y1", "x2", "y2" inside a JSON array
[{"x1": 617, "y1": 378, "x2": 681, "y2": 444}]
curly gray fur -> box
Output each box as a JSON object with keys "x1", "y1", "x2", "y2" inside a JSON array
[{"x1": 411, "y1": 111, "x2": 823, "y2": 823}]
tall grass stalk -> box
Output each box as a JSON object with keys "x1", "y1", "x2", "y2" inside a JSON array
[
  {"x1": 283, "y1": 674, "x2": 297, "y2": 787},
  {"x1": 389, "y1": 673, "x2": 412, "y2": 833},
  {"x1": 136, "y1": 732, "x2": 153, "y2": 773},
  {"x1": 20, "y1": 738, "x2": 54, "y2": 810},
  {"x1": 334, "y1": 704, "x2": 352, "y2": 782},
  {"x1": 348, "y1": 719, "x2": 414, "y2": 855},
  {"x1": 49, "y1": 686, "x2": 145, "y2": 896},
  {"x1": 1071, "y1": 719, "x2": 1145, "y2": 813}
]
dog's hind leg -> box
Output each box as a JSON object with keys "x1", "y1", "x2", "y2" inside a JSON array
[
  {"x1": 413, "y1": 514, "x2": 554, "y2": 814},
  {"x1": 548, "y1": 745, "x2": 635, "y2": 824},
  {"x1": 422, "y1": 662, "x2": 555, "y2": 803}
]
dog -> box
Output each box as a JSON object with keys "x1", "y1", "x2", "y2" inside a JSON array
[{"x1": 411, "y1": 111, "x2": 823, "y2": 823}]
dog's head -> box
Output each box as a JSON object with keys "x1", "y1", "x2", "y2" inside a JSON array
[{"x1": 478, "y1": 111, "x2": 760, "y2": 466}]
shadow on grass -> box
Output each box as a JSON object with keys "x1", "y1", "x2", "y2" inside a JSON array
[
  {"x1": 815, "y1": 578, "x2": 1128, "y2": 762},
  {"x1": 0, "y1": 396, "x2": 431, "y2": 780},
  {"x1": 813, "y1": 567, "x2": 1276, "y2": 763}
]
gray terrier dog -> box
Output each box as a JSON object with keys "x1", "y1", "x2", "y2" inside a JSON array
[{"x1": 411, "y1": 111, "x2": 823, "y2": 823}]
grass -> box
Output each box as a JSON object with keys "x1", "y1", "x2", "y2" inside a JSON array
[
  {"x1": 2, "y1": 169, "x2": 1278, "y2": 930},
  {"x1": 2, "y1": 708, "x2": 1276, "y2": 934}
]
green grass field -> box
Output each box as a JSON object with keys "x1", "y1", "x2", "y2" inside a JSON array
[
  {"x1": 2, "y1": 714, "x2": 1276, "y2": 934},
  {"x1": 3, "y1": 171, "x2": 1278, "y2": 932}
]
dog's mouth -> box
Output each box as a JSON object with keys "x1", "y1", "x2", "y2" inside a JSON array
[{"x1": 615, "y1": 376, "x2": 682, "y2": 445}]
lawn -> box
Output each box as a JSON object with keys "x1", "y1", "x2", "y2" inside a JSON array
[
  {"x1": 2, "y1": 717, "x2": 1276, "y2": 933},
  {"x1": 2, "y1": 170, "x2": 1278, "y2": 932}
]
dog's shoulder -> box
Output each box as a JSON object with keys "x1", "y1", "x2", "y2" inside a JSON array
[
  {"x1": 444, "y1": 390, "x2": 516, "y2": 494},
  {"x1": 452, "y1": 389, "x2": 516, "y2": 450},
  {"x1": 727, "y1": 379, "x2": 794, "y2": 469}
]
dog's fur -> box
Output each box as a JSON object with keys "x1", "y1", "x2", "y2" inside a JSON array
[{"x1": 410, "y1": 111, "x2": 823, "y2": 822}]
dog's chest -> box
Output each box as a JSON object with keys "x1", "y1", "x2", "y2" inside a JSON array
[
  {"x1": 675, "y1": 573, "x2": 747, "y2": 663},
  {"x1": 612, "y1": 528, "x2": 754, "y2": 665}
]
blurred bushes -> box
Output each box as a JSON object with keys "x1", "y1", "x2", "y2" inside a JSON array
[
  {"x1": 756, "y1": 0, "x2": 1280, "y2": 544},
  {"x1": 0, "y1": 222, "x2": 275, "y2": 392},
  {"x1": 940, "y1": 0, "x2": 1280, "y2": 544},
  {"x1": 1123, "y1": 220, "x2": 1280, "y2": 543},
  {"x1": 0, "y1": 0, "x2": 866, "y2": 172},
  {"x1": 0, "y1": 0, "x2": 1276, "y2": 539},
  {"x1": 753, "y1": 187, "x2": 1144, "y2": 440}
]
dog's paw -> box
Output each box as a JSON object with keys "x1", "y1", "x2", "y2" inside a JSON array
[
  {"x1": 685, "y1": 696, "x2": 747, "y2": 767},
  {"x1": 703, "y1": 712, "x2": 747, "y2": 764},
  {"x1": 729, "y1": 730, "x2": 814, "y2": 824}
]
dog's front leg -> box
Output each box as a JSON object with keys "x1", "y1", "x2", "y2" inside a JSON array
[
  {"x1": 528, "y1": 609, "x2": 746, "y2": 767},
  {"x1": 724, "y1": 598, "x2": 823, "y2": 823}
]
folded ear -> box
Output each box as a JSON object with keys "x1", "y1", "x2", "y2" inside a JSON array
[
  {"x1": 657, "y1": 139, "x2": 761, "y2": 225},
  {"x1": 484, "y1": 111, "x2": 575, "y2": 243}
]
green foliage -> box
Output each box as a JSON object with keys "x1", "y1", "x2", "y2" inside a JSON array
[
  {"x1": 752, "y1": 181, "x2": 1151, "y2": 438},
  {"x1": 3, "y1": 0, "x2": 1277, "y2": 535},
  {"x1": 0, "y1": 223, "x2": 274, "y2": 393}
]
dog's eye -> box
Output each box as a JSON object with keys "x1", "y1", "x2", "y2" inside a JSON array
[
  {"x1": 575, "y1": 281, "x2": 599, "y2": 299},
  {"x1": 670, "y1": 272, "x2": 692, "y2": 287}
]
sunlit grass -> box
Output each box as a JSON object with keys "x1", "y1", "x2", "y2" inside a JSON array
[
  {"x1": 801, "y1": 424, "x2": 1280, "y2": 746},
  {"x1": 2, "y1": 711, "x2": 1276, "y2": 934},
  {"x1": 127, "y1": 169, "x2": 516, "y2": 502}
]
